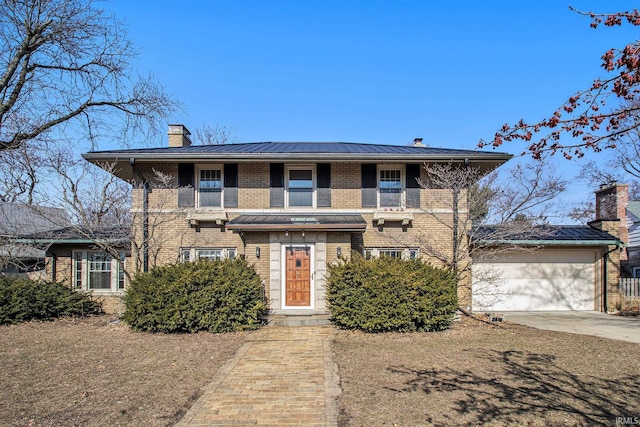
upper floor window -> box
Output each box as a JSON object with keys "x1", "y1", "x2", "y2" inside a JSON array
[
  {"x1": 73, "y1": 251, "x2": 126, "y2": 292},
  {"x1": 379, "y1": 168, "x2": 403, "y2": 208},
  {"x1": 198, "y1": 166, "x2": 223, "y2": 208},
  {"x1": 286, "y1": 166, "x2": 315, "y2": 208}
]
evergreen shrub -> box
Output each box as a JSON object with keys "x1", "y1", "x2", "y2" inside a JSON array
[
  {"x1": 123, "y1": 258, "x2": 266, "y2": 333},
  {"x1": 0, "y1": 277, "x2": 102, "y2": 324},
  {"x1": 326, "y1": 254, "x2": 457, "y2": 332}
]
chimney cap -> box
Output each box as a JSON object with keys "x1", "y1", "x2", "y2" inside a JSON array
[
  {"x1": 168, "y1": 124, "x2": 191, "y2": 136},
  {"x1": 413, "y1": 137, "x2": 424, "y2": 147}
]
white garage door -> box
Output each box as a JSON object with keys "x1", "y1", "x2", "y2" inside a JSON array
[{"x1": 472, "y1": 249, "x2": 597, "y2": 311}]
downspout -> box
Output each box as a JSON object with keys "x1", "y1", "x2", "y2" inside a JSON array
[
  {"x1": 602, "y1": 243, "x2": 621, "y2": 313},
  {"x1": 130, "y1": 158, "x2": 149, "y2": 272}
]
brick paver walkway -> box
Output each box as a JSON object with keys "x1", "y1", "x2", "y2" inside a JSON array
[{"x1": 177, "y1": 325, "x2": 340, "y2": 426}]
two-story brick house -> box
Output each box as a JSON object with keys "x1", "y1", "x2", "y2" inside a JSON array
[{"x1": 81, "y1": 125, "x2": 511, "y2": 315}]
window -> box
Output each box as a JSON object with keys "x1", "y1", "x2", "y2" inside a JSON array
[
  {"x1": 181, "y1": 248, "x2": 237, "y2": 262},
  {"x1": 198, "y1": 167, "x2": 223, "y2": 208},
  {"x1": 365, "y1": 248, "x2": 419, "y2": 260},
  {"x1": 286, "y1": 166, "x2": 315, "y2": 208},
  {"x1": 73, "y1": 251, "x2": 126, "y2": 292},
  {"x1": 379, "y1": 168, "x2": 403, "y2": 208}
]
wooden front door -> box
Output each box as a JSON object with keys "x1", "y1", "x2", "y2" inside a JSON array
[{"x1": 286, "y1": 246, "x2": 311, "y2": 306}]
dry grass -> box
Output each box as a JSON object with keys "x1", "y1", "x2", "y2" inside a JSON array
[
  {"x1": 0, "y1": 315, "x2": 246, "y2": 427},
  {"x1": 333, "y1": 317, "x2": 640, "y2": 426},
  {"x1": 2, "y1": 314, "x2": 639, "y2": 427}
]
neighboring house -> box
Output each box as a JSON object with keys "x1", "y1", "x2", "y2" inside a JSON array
[
  {"x1": 471, "y1": 225, "x2": 620, "y2": 312},
  {"x1": 0, "y1": 203, "x2": 68, "y2": 277},
  {"x1": 17, "y1": 226, "x2": 130, "y2": 314},
  {"x1": 78, "y1": 124, "x2": 511, "y2": 315},
  {"x1": 625, "y1": 201, "x2": 640, "y2": 277}
]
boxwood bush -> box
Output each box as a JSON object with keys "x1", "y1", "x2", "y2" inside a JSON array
[
  {"x1": 123, "y1": 258, "x2": 266, "y2": 333},
  {"x1": 0, "y1": 277, "x2": 102, "y2": 324},
  {"x1": 326, "y1": 254, "x2": 457, "y2": 332}
]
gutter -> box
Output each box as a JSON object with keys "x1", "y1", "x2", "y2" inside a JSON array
[
  {"x1": 474, "y1": 239, "x2": 620, "y2": 246},
  {"x1": 83, "y1": 153, "x2": 513, "y2": 163}
]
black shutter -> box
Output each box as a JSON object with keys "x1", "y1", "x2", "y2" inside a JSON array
[
  {"x1": 224, "y1": 163, "x2": 238, "y2": 208},
  {"x1": 406, "y1": 163, "x2": 421, "y2": 208},
  {"x1": 177, "y1": 163, "x2": 195, "y2": 207},
  {"x1": 270, "y1": 163, "x2": 285, "y2": 207},
  {"x1": 317, "y1": 163, "x2": 331, "y2": 207},
  {"x1": 361, "y1": 164, "x2": 377, "y2": 207}
]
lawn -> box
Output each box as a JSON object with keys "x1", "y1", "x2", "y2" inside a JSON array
[
  {"x1": 1, "y1": 315, "x2": 638, "y2": 427},
  {"x1": 333, "y1": 317, "x2": 640, "y2": 426},
  {"x1": 0, "y1": 316, "x2": 246, "y2": 427}
]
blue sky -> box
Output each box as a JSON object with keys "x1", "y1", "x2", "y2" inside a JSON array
[{"x1": 103, "y1": 0, "x2": 639, "y2": 220}]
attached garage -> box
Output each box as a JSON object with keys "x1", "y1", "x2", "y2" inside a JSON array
[
  {"x1": 472, "y1": 226, "x2": 620, "y2": 312},
  {"x1": 473, "y1": 249, "x2": 598, "y2": 311}
]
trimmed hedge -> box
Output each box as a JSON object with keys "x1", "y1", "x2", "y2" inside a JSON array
[
  {"x1": 123, "y1": 258, "x2": 266, "y2": 333},
  {"x1": 0, "y1": 277, "x2": 102, "y2": 324},
  {"x1": 326, "y1": 255, "x2": 458, "y2": 332}
]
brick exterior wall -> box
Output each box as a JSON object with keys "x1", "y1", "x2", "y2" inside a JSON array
[{"x1": 124, "y1": 161, "x2": 469, "y2": 313}]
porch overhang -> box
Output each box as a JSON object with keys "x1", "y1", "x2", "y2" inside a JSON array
[{"x1": 226, "y1": 214, "x2": 367, "y2": 232}]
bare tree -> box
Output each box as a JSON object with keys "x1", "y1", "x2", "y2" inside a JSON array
[
  {"x1": 413, "y1": 160, "x2": 566, "y2": 308},
  {"x1": 0, "y1": 0, "x2": 176, "y2": 151},
  {"x1": 193, "y1": 124, "x2": 237, "y2": 145}
]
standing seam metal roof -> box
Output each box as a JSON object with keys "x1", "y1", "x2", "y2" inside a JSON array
[{"x1": 84, "y1": 141, "x2": 510, "y2": 157}]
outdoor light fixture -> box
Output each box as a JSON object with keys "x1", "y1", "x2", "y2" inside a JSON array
[
  {"x1": 256, "y1": 247, "x2": 260, "y2": 258},
  {"x1": 337, "y1": 247, "x2": 342, "y2": 257},
  {"x1": 285, "y1": 230, "x2": 289, "y2": 237},
  {"x1": 301, "y1": 230, "x2": 305, "y2": 237}
]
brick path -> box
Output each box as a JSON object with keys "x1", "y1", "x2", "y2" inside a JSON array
[{"x1": 177, "y1": 325, "x2": 340, "y2": 426}]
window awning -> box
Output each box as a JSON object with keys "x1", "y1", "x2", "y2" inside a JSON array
[{"x1": 226, "y1": 214, "x2": 367, "y2": 232}]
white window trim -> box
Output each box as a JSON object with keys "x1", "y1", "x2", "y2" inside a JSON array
[
  {"x1": 281, "y1": 244, "x2": 315, "y2": 310},
  {"x1": 285, "y1": 165, "x2": 316, "y2": 209},
  {"x1": 196, "y1": 164, "x2": 224, "y2": 209},
  {"x1": 72, "y1": 250, "x2": 126, "y2": 293},
  {"x1": 377, "y1": 164, "x2": 405, "y2": 209},
  {"x1": 365, "y1": 248, "x2": 419, "y2": 260},
  {"x1": 180, "y1": 247, "x2": 237, "y2": 262}
]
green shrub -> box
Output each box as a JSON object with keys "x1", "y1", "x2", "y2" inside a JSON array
[
  {"x1": 326, "y1": 254, "x2": 458, "y2": 332},
  {"x1": 0, "y1": 277, "x2": 102, "y2": 324},
  {"x1": 123, "y1": 258, "x2": 266, "y2": 333}
]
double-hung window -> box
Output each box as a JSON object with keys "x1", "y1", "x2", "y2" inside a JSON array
[
  {"x1": 73, "y1": 251, "x2": 126, "y2": 292},
  {"x1": 286, "y1": 166, "x2": 315, "y2": 208},
  {"x1": 379, "y1": 168, "x2": 403, "y2": 208},
  {"x1": 198, "y1": 166, "x2": 223, "y2": 208}
]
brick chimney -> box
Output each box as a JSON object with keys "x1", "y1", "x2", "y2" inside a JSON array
[
  {"x1": 168, "y1": 124, "x2": 191, "y2": 147},
  {"x1": 591, "y1": 182, "x2": 628, "y2": 260}
]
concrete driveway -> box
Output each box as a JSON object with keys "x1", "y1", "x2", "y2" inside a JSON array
[{"x1": 504, "y1": 311, "x2": 640, "y2": 344}]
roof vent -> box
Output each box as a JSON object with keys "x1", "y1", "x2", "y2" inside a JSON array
[{"x1": 413, "y1": 138, "x2": 424, "y2": 147}]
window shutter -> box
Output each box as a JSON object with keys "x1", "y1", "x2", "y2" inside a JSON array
[
  {"x1": 406, "y1": 163, "x2": 421, "y2": 208},
  {"x1": 177, "y1": 163, "x2": 195, "y2": 207},
  {"x1": 224, "y1": 163, "x2": 238, "y2": 208},
  {"x1": 317, "y1": 163, "x2": 331, "y2": 207},
  {"x1": 361, "y1": 164, "x2": 377, "y2": 207},
  {"x1": 270, "y1": 163, "x2": 284, "y2": 207}
]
